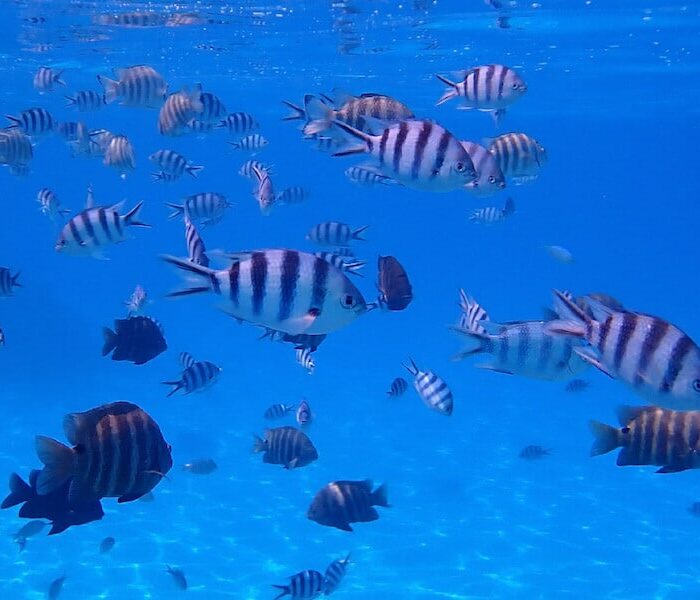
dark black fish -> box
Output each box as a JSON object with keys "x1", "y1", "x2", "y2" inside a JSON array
[
  {"x1": 307, "y1": 479, "x2": 389, "y2": 532},
  {"x1": 166, "y1": 565, "x2": 188, "y2": 590},
  {"x1": 48, "y1": 575, "x2": 66, "y2": 600},
  {"x1": 253, "y1": 426, "x2": 318, "y2": 469},
  {"x1": 181, "y1": 459, "x2": 217, "y2": 475},
  {"x1": 387, "y1": 377, "x2": 408, "y2": 397},
  {"x1": 565, "y1": 379, "x2": 589, "y2": 393},
  {"x1": 35, "y1": 401, "x2": 173, "y2": 504},
  {"x1": 519, "y1": 445, "x2": 551, "y2": 460},
  {"x1": 2, "y1": 470, "x2": 104, "y2": 535},
  {"x1": 376, "y1": 255, "x2": 413, "y2": 311},
  {"x1": 102, "y1": 316, "x2": 167, "y2": 365},
  {"x1": 99, "y1": 536, "x2": 116, "y2": 554},
  {"x1": 496, "y1": 15, "x2": 510, "y2": 28}
]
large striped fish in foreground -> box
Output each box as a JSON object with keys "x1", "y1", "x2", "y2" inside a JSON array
[
  {"x1": 307, "y1": 479, "x2": 389, "y2": 532},
  {"x1": 55, "y1": 186, "x2": 149, "y2": 258},
  {"x1": 546, "y1": 291, "x2": 700, "y2": 409},
  {"x1": 162, "y1": 249, "x2": 367, "y2": 335},
  {"x1": 452, "y1": 290, "x2": 588, "y2": 380},
  {"x1": 590, "y1": 406, "x2": 700, "y2": 473},
  {"x1": 35, "y1": 401, "x2": 172, "y2": 504},
  {"x1": 331, "y1": 119, "x2": 477, "y2": 192}
]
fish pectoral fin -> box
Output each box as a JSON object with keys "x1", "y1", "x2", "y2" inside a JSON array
[
  {"x1": 284, "y1": 310, "x2": 321, "y2": 335},
  {"x1": 336, "y1": 521, "x2": 354, "y2": 532},
  {"x1": 117, "y1": 492, "x2": 147, "y2": 503},
  {"x1": 35, "y1": 436, "x2": 74, "y2": 495},
  {"x1": 656, "y1": 464, "x2": 688, "y2": 474},
  {"x1": 573, "y1": 348, "x2": 614, "y2": 378},
  {"x1": 284, "y1": 458, "x2": 299, "y2": 470},
  {"x1": 476, "y1": 363, "x2": 514, "y2": 375}
]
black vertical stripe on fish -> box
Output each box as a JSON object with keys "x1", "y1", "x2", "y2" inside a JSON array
[
  {"x1": 484, "y1": 65, "x2": 495, "y2": 102},
  {"x1": 95, "y1": 418, "x2": 114, "y2": 495},
  {"x1": 613, "y1": 313, "x2": 637, "y2": 371},
  {"x1": 660, "y1": 335, "x2": 694, "y2": 393},
  {"x1": 116, "y1": 415, "x2": 134, "y2": 495},
  {"x1": 500, "y1": 138, "x2": 510, "y2": 175},
  {"x1": 430, "y1": 131, "x2": 451, "y2": 179},
  {"x1": 597, "y1": 316, "x2": 612, "y2": 352},
  {"x1": 68, "y1": 219, "x2": 84, "y2": 247},
  {"x1": 517, "y1": 325, "x2": 529, "y2": 366},
  {"x1": 497, "y1": 66, "x2": 505, "y2": 100},
  {"x1": 498, "y1": 331, "x2": 509, "y2": 365},
  {"x1": 310, "y1": 258, "x2": 329, "y2": 312},
  {"x1": 626, "y1": 414, "x2": 642, "y2": 464},
  {"x1": 653, "y1": 410, "x2": 669, "y2": 465},
  {"x1": 687, "y1": 414, "x2": 699, "y2": 450},
  {"x1": 639, "y1": 410, "x2": 656, "y2": 465},
  {"x1": 378, "y1": 129, "x2": 389, "y2": 166},
  {"x1": 393, "y1": 121, "x2": 409, "y2": 174},
  {"x1": 667, "y1": 411, "x2": 683, "y2": 464},
  {"x1": 635, "y1": 319, "x2": 669, "y2": 387},
  {"x1": 471, "y1": 68, "x2": 479, "y2": 103},
  {"x1": 228, "y1": 261, "x2": 240, "y2": 306},
  {"x1": 411, "y1": 120, "x2": 431, "y2": 179},
  {"x1": 98, "y1": 209, "x2": 113, "y2": 242},
  {"x1": 80, "y1": 212, "x2": 97, "y2": 245},
  {"x1": 537, "y1": 334, "x2": 553, "y2": 372}
]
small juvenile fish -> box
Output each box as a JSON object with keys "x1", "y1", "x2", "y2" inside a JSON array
[
  {"x1": 149, "y1": 149, "x2": 203, "y2": 179},
  {"x1": 545, "y1": 245, "x2": 574, "y2": 264},
  {"x1": 296, "y1": 399, "x2": 313, "y2": 427},
  {"x1": 166, "y1": 565, "x2": 188, "y2": 590},
  {"x1": 184, "y1": 216, "x2": 209, "y2": 267},
  {"x1": 323, "y1": 553, "x2": 351, "y2": 595},
  {"x1": 345, "y1": 165, "x2": 398, "y2": 186},
  {"x1": 125, "y1": 284, "x2": 148, "y2": 316},
  {"x1": 33, "y1": 67, "x2": 65, "y2": 92},
  {"x1": 519, "y1": 445, "x2": 551, "y2": 460},
  {"x1": 296, "y1": 347, "x2": 315, "y2": 374},
  {"x1": 0, "y1": 328, "x2": 5, "y2": 346},
  {"x1": 98, "y1": 65, "x2": 168, "y2": 107},
  {"x1": 166, "y1": 192, "x2": 230, "y2": 227},
  {"x1": 272, "y1": 569, "x2": 324, "y2": 600},
  {"x1": 307, "y1": 479, "x2": 389, "y2": 532},
  {"x1": 253, "y1": 426, "x2": 318, "y2": 470},
  {"x1": 99, "y1": 536, "x2": 116, "y2": 554},
  {"x1": 37, "y1": 188, "x2": 70, "y2": 220},
  {"x1": 163, "y1": 355, "x2": 221, "y2": 396},
  {"x1": 65, "y1": 90, "x2": 105, "y2": 111},
  {"x1": 239, "y1": 159, "x2": 273, "y2": 179},
  {"x1": 251, "y1": 164, "x2": 275, "y2": 216},
  {"x1": 264, "y1": 403, "x2": 296, "y2": 420},
  {"x1": 403, "y1": 359, "x2": 454, "y2": 416},
  {"x1": 103, "y1": 134, "x2": 136, "y2": 174},
  {"x1": 0, "y1": 129, "x2": 33, "y2": 167},
  {"x1": 159, "y1": 85, "x2": 204, "y2": 136},
  {"x1": 229, "y1": 133, "x2": 268, "y2": 151},
  {"x1": 48, "y1": 575, "x2": 67, "y2": 600},
  {"x1": 469, "y1": 197, "x2": 515, "y2": 225},
  {"x1": 387, "y1": 377, "x2": 408, "y2": 397},
  {"x1": 0, "y1": 268, "x2": 21, "y2": 296},
  {"x1": 375, "y1": 255, "x2": 412, "y2": 311},
  {"x1": 565, "y1": 379, "x2": 589, "y2": 393},
  {"x1": 198, "y1": 92, "x2": 227, "y2": 121},
  {"x1": 181, "y1": 459, "x2": 218, "y2": 475},
  {"x1": 218, "y1": 112, "x2": 258, "y2": 134},
  {"x1": 186, "y1": 119, "x2": 214, "y2": 135},
  {"x1": 6, "y1": 107, "x2": 55, "y2": 136},
  {"x1": 276, "y1": 186, "x2": 308, "y2": 205},
  {"x1": 306, "y1": 222, "x2": 368, "y2": 247},
  {"x1": 314, "y1": 252, "x2": 365, "y2": 276}
]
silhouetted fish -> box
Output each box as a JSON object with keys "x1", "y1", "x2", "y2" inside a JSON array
[
  {"x1": 102, "y1": 316, "x2": 167, "y2": 365},
  {"x1": 307, "y1": 479, "x2": 389, "y2": 531},
  {"x1": 519, "y1": 445, "x2": 551, "y2": 460},
  {"x1": 253, "y1": 426, "x2": 318, "y2": 469},
  {"x1": 181, "y1": 459, "x2": 217, "y2": 475},
  {"x1": 99, "y1": 536, "x2": 116, "y2": 553},
  {"x1": 375, "y1": 256, "x2": 413, "y2": 311},
  {"x1": 166, "y1": 565, "x2": 188, "y2": 590},
  {"x1": 48, "y1": 575, "x2": 66, "y2": 599}
]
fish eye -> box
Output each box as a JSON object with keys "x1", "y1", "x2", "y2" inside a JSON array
[
  {"x1": 340, "y1": 294, "x2": 357, "y2": 309},
  {"x1": 693, "y1": 380, "x2": 700, "y2": 393},
  {"x1": 488, "y1": 175, "x2": 496, "y2": 184},
  {"x1": 455, "y1": 162, "x2": 465, "y2": 173},
  {"x1": 621, "y1": 426, "x2": 630, "y2": 434},
  {"x1": 512, "y1": 82, "x2": 521, "y2": 90}
]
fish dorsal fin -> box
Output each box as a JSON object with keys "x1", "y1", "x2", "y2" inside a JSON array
[
  {"x1": 109, "y1": 200, "x2": 126, "y2": 214},
  {"x1": 362, "y1": 478, "x2": 374, "y2": 491},
  {"x1": 86, "y1": 184, "x2": 94, "y2": 208},
  {"x1": 331, "y1": 87, "x2": 355, "y2": 106},
  {"x1": 63, "y1": 414, "x2": 82, "y2": 445},
  {"x1": 581, "y1": 296, "x2": 617, "y2": 322},
  {"x1": 616, "y1": 405, "x2": 649, "y2": 426},
  {"x1": 206, "y1": 249, "x2": 249, "y2": 264}
]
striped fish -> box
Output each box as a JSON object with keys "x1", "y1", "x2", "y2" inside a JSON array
[
  {"x1": 345, "y1": 165, "x2": 398, "y2": 187},
  {"x1": 35, "y1": 401, "x2": 173, "y2": 504},
  {"x1": 218, "y1": 112, "x2": 258, "y2": 134},
  {"x1": 9, "y1": 163, "x2": 30, "y2": 177},
  {"x1": 162, "y1": 249, "x2": 367, "y2": 334},
  {"x1": 198, "y1": 92, "x2": 227, "y2": 121},
  {"x1": 332, "y1": 119, "x2": 476, "y2": 192},
  {"x1": 65, "y1": 90, "x2": 105, "y2": 111},
  {"x1": 323, "y1": 554, "x2": 351, "y2": 595},
  {"x1": 85, "y1": 129, "x2": 115, "y2": 157},
  {"x1": 403, "y1": 359, "x2": 454, "y2": 416},
  {"x1": 547, "y1": 291, "x2": 700, "y2": 410},
  {"x1": 0, "y1": 129, "x2": 32, "y2": 166},
  {"x1": 56, "y1": 187, "x2": 149, "y2": 258},
  {"x1": 179, "y1": 351, "x2": 196, "y2": 368},
  {"x1": 0, "y1": 328, "x2": 4, "y2": 346},
  {"x1": 519, "y1": 445, "x2": 551, "y2": 460},
  {"x1": 590, "y1": 406, "x2": 700, "y2": 472},
  {"x1": 103, "y1": 135, "x2": 136, "y2": 173},
  {"x1": 469, "y1": 197, "x2": 515, "y2": 225},
  {"x1": 184, "y1": 216, "x2": 209, "y2": 267},
  {"x1": 253, "y1": 426, "x2": 318, "y2": 470},
  {"x1": 0, "y1": 268, "x2": 21, "y2": 296},
  {"x1": 6, "y1": 108, "x2": 55, "y2": 136},
  {"x1": 251, "y1": 164, "x2": 275, "y2": 216},
  {"x1": 457, "y1": 290, "x2": 490, "y2": 334},
  {"x1": 264, "y1": 403, "x2": 296, "y2": 420},
  {"x1": 460, "y1": 141, "x2": 506, "y2": 195},
  {"x1": 98, "y1": 65, "x2": 168, "y2": 107},
  {"x1": 276, "y1": 186, "x2": 308, "y2": 205},
  {"x1": 272, "y1": 569, "x2": 324, "y2": 600},
  {"x1": 162, "y1": 356, "x2": 221, "y2": 396},
  {"x1": 306, "y1": 222, "x2": 368, "y2": 247},
  {"x1": 229, "y1": 133, "x2": 268, "y2": 151},
  {"x1": 185, "y1": 119, "x2": 214, "y2": 135},
  {"x1": 158, "y1": 85, "x2": 204, "y2": 136},
  {"x1": 166, "y1": 192, "x2": 230, "y2": 227},
  {"x1": 37, "y1": 188, "x2": 70, "y2": 220},
  {"x1": 435, "y1": 64, "x2": 526, "y2": 123},
  {"x1": 307, "y1": 479, "x2": 389, "y2": 532},
  {"x1": 56, "y1": 121, "x2": 88, "y2": 142},
  {"x1": 375, "y1": 255, "x2": 412, "y2": 311},
  {"x1": 296, "y1": 399, "x2": 313, "y2": 427},
  {"x1": 314, "y1": 252, "x2": 365, "y2": 276},
  {"x1": 239, "y1": 160, "x2": 273, "y2": 179},
  {"x1": 387, "y1": 377, "x2": 408, "y2": 397},
  {"x1": 149, "y1": 149, "x2": 203, "y2": 178},
  {"x1": 124, "y1": 284, "x2": 148, "y2": 316},
  {"x1": 330, "y1": 246, "x2": 355, "y2": 258},
  {"x1": 296, "y1": 347, "x2": 315, "y2": 374},
  {"x1": 33, "y1": 67, "x2": 65, "y2": 92},
  {"x1": 488, "y1": 132, "x2": 547, "y2": 184}
]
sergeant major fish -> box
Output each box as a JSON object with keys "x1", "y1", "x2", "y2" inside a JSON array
[
  {"x1": 253, "y1": 426, "x2": 318, "y2": 469},
  {"x1": 0, "y1": 268, "x2": 21, "y2": 296},
  {"x1": 469, "y1": 197, "x2": 515, "y2": 225},
  {"x1": 296, "y1": 399, "x2": 313, "y2": 427},
  {"x1": 102, "y1": 316, "x2": 167, "y2": 365},
  {"x1": 103, "y1": 134, "x2": 136, "y2": 175},
  {"x1": 296, "y1": 347, "x2": 315, "y2": 374},
  {"x1": 488, "y1": 132, "x2": 547, "y2": 184},
  {"x1": 460, "y1": 141, "x2": 506, "y2": 196},
  {"x1": 149, "y1": 149, "x2": 203, "y2": 179},
  {"x1": 33, "y1": 67, "x2": 65, "y2": 92},
  {"x1": 264, "y1": 403, "x2": 296, "y2": 420},
  {"x1": 387, "y1": 377, "x2": 408, "y2": 397},
  {"x1": 375, "y1": 255, "x2": 413, "y2": 311},
  {"x1": 273, "y1": 569, "x2": 324, "y2": 600},
  {"x1": 323, "y1": 553, "x2": 351, "y2": 595},
  {"x1": 65, "y1": 90, "x2": 105, "y2": 111},
  {"x1": 306, "y1": 222, "x2": 368, "y2": 247},
  {"x1": 403, "y1": 359, "x2": 454, "y2": 416},
  {"x1": 159, "y1": 85, "x2": 204, "y2": 136},
  {"x1": 166, "y1": 192, "x2": 230, "y2": 227},
  {"x1": 184, "y1": 216, "x2": 209, "y2": 267},
  {"x1": 307, "y1": 479, "x2": 389, "y2": 532},
  {"x1": 218, "y1": 112, "x2": 258, "y2": 134},
  {"x1": 98, "y1": 65, "x2": 168, "y2": 107},
  {"x1": 251, "y1": 164, "x2": 275, "y2": 216},
  {"x1": 6, "y1": 108, "x2": 55, "y2": 137},
  {"x1": 162, "y1": 352, "x2": 221, "y2": 396}
]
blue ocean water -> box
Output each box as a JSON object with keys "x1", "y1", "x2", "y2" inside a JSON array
[{"x1": 0, "y1": 1, "x2": 699, "y2": 598}]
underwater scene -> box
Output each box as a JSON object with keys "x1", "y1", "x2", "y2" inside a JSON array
[{"x1": 0, "y1": 0, "x2": 699, "y2": 598}]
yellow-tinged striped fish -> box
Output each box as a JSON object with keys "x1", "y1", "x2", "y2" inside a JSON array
[{"x1": 590, "y1": 406, "x2": 700, "y2": 473}]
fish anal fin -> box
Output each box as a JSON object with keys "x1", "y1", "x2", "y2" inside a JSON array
[{"x1": 574, "y1": 348, "x2": 614, "y2": 378}]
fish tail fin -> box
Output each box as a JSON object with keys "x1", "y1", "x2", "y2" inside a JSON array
[
  {"x1": 5, "y1": 115, "x2": 21, "y2": 128},
  {"x1": 97, "y1": 74, "x2": 119, "y2": 104},
  {"x1": 271, "y1": 585, "x2": 290, "y2": 600},
  {"x1": 102, "y1": 327, "x2": 118, "y2": 356},
  {"x1": 503, "y1": 197, "x2": 515, "y2": 216},
  {"x1": 449, "y1": 327, "x2": 488, "y2": 359},
  {"x1": 372, "y1": 482, "x2": 390, "y2": 507},
  {"x1": 186, "y1": 164, "x2": 204, "y2": 177},
  {"x1": 402, "y1": 357, "x2": 419, "y2": 376},
  {"x1": 330, "y1": 121, "x2": 372, "y2": 157},
  {"x1": 124, "y1": 201, "x2": 150, "y2": 228},
  {"x1": 165, "y1": 203, "x2": 184, "y2": 220},
  {"x1": 345, "y1": 260, "x2": 366, "y2": 276},
  {"x1": 151, "y1": 171, "x2": 165, "y2": 182},
  {"x1": 161, "y1": 254, "x2": 217, "y2": 298},
  {"x1": 435, "y1": 74, "x2": 459, "y2": 105},
  {"x1": 54, "y1": 70, "x2": 66, "y2": 86},
  {"x1": 351, "y1": 224, "x2": 369, "y2": 241},
  {"x1": 64, "y1": 95, "x2": 76, "y2": 108},
  {"x1": 302, "y1": 95, "x2": 334, "y2": 136},
  {"x1": 251, "y1": 434, "x2": 266, "y2": 454},
  {"x1": 281, "y1": 100, "x2": 305, "y2": 121},
  {"x1": 589, "y1": 420, "x2": 621, "y2": 457},
  {"x1": 162, "y1": 381, "x2": 183, "y2": 397},
  {"x1": 11, "y1": 272, "x2": 21, "y2": 288},
  {"x1": 34, "y1": 436, "x2": 74, "y2": 495},
  {"x1": 1, "y1": 473, "x2": 32, "y2": 509}
]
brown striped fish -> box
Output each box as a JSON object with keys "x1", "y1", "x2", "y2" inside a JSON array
[
  {"x1": 35, "y1": 402, "x2": 173, "y2": 504},
  {"x1": 252, "y1": 426, "x2": 318, "y2": 469},
  {"x1": 590, "y1": 405, "x2": 700, "y2": 473}
]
